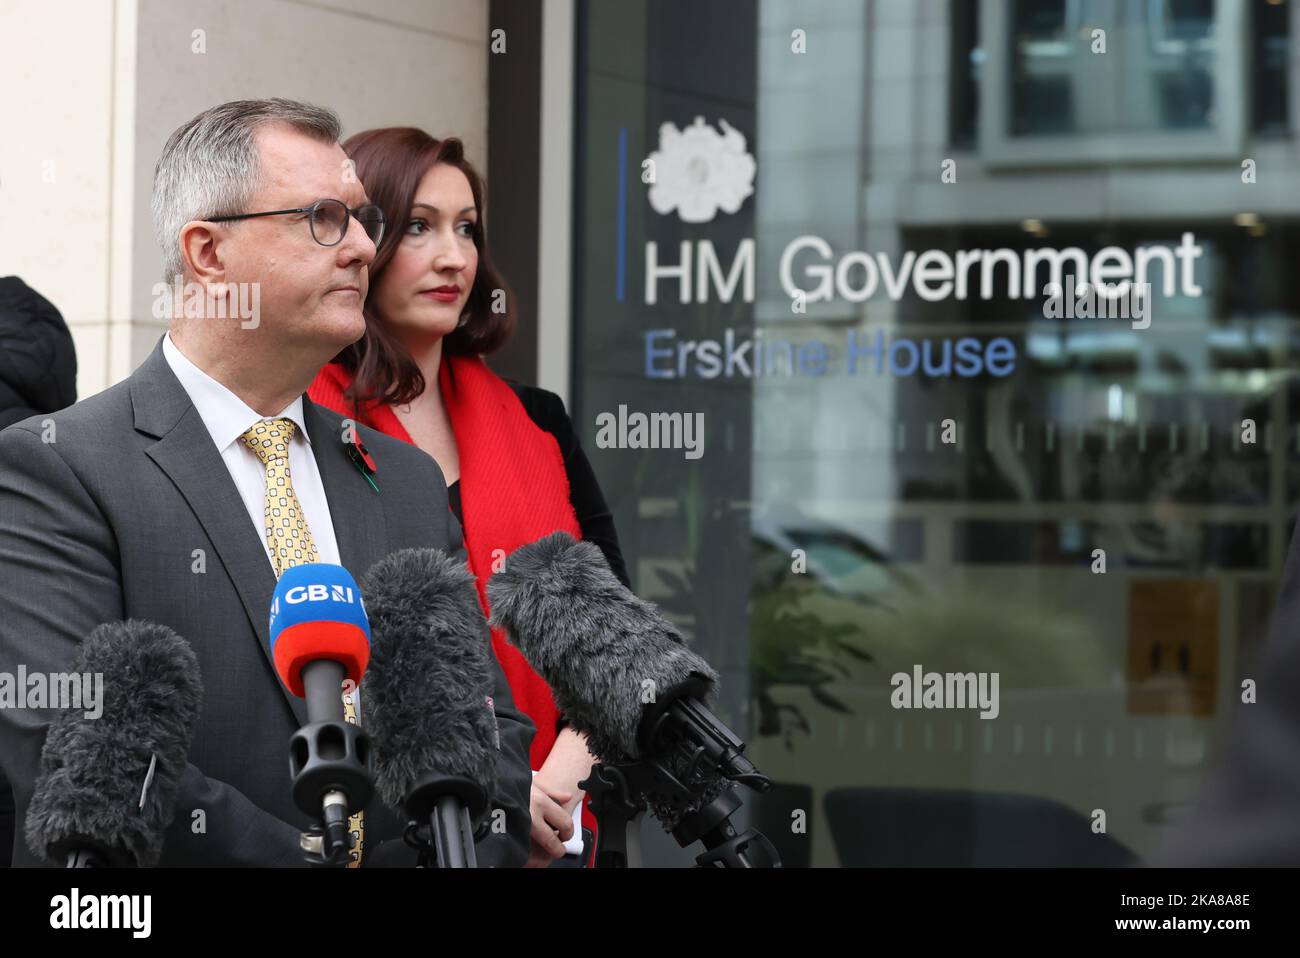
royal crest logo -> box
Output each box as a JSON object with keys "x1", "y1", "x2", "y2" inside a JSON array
[{"x1": 646, "y1": 116, "x2": 756, "y2": 223}]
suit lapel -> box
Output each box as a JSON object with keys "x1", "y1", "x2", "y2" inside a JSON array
[
  {"x1": 133, "y1": 341, "x2": 305, "y2": 725},
  {"x1": 302, "y1": 393, "x2": 389, "y2": 582}
]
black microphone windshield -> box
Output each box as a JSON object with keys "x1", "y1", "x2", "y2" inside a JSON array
[
  {"x1": 486, "y1": 531, "x2": 718, "y2": 767},
  {"x1": 359, "y1": 549, "x2": 498, "y2": 814},
  {"x1": 25, "y1": 619, "x2": 203, "y2": 867}
]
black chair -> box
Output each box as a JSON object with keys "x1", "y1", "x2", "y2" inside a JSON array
[
  {"x1": 824, "y1": 786, "x2": 1140, "y2": 867},
  {"x1": 748, "y1": 781, "x2": 814, "y2": 868}
]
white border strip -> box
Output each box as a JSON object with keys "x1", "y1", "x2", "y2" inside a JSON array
[
  {"x1": 109, "y1": 0, "x2": 138, "y2": 386},
  {"x1": 536, "y1": 0, "x2": 575, "y2": 406}
]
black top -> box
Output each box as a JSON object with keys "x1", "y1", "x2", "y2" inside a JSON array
[{"x1": 445, "y1": 380, "x2": 631, "y2": 590}]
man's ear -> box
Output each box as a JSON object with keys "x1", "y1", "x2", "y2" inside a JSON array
[{"x1": 178, "y1": 221, "x2": 232, "y2": 305}]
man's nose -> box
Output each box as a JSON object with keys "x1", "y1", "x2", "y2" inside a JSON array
[{"x1": 336, "y1": 214, "x2": 378, "y2": 267}]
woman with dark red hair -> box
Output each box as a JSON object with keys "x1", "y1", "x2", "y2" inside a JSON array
[{"x1": 309, "y1": 128, "x2": 628, "y2": 867}]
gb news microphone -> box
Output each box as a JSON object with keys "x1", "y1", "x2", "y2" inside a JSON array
[
  {"x1": 268, "y1": 563, "x2": 375, "y2": 865},
  {"x1": 359, "y1": 548, "x2": 501, "y2": 868},
  {"x1": 25, "y1": 620, "x2": 203, "y2": 867},
  {"x1": 487, "y1": 531, "x2": 780, "y2": 868}
]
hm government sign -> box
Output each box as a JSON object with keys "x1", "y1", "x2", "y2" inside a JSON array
[{"x1": 636, "y1": 118, "x2": 1204, "y2": 381}]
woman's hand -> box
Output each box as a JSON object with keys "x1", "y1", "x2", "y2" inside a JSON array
[
  {"x1": 525, "y1": 780, "x2": 575, "y2": 868},
  {"x1": 525, "y1": 729, "x2": 597, "y2": 867}
]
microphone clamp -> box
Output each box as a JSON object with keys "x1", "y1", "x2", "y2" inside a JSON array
[{"x1": 289, "y1": 718, "x2": 374, "y2": 865}]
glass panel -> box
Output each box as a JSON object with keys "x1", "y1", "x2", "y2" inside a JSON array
[
  {"x1": 1253, "y1": 0, "x2": 1292, "y2": 134},
  {"x1": 572, "y1": 0, "x2": 1300, "y2": 867},
  {"x1": 1009, "y1": 0, "x2": 1226, "y2": 137}
]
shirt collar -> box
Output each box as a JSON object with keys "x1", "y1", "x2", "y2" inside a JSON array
[{"x1": 162, "y1": 331, "x2": 312, "y2": 453}]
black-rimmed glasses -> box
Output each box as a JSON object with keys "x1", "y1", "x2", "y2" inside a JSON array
[{"x1": 208, "y1": 199, "x2": 385, "y2": 248}]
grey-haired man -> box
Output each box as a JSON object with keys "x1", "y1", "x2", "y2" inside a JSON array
[{"x1": 0, "y1": 98, "x2": 534, "y2": 866}]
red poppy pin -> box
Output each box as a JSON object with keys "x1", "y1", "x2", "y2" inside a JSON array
[{"x1": 344, "y1": 433, "x2": 379, "y2": 492}]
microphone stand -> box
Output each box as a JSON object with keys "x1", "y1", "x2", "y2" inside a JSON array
[
  {"x1": 580, "y1": 756, "x2": 781, "y2": 868},
  {"x1": 52, "y1": 841, "x2": 125, "y2": 868},
  {"x1": 289, "y1": 661, "x2": 375, "y2": 866},
  {"x1": 581, "y1": 682, "x2": 781, "y2": 867},
  {"x1": 400, "y1": 771, "x2": 488, "y2": 868},
  {"x1": 674, "y1": 788, "x2": 781, "y2": 868},
  {"x1": 579, "y1": 763, "x2": 647, "y2": 868},
  {"x1": 65, "y1": 849, "x2": 106, "y2": 868}
]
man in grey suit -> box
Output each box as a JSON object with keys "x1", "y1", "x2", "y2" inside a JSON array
[{"x1": 0, "y1": 98, "x2": 534, "y2": 866}]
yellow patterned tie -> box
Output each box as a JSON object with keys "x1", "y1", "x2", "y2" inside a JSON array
[{"x1": 240, "y1": 417, "x2": 364, "y2": 867}]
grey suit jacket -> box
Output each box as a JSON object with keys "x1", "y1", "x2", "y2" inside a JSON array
[{"x1": 0, "y1": 336, "x2": 534, "y2": 866}]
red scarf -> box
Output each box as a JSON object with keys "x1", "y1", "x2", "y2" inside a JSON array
[{"x1": 308, "y1": 355, "x2": 595, "y2": 855}]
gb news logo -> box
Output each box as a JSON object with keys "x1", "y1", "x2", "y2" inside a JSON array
[
  {"x1": 637, "y1": 117, "x2": 1205, "y2": 383},
  {"x1": 269, "y1": 581, "x2": 366, "y2": 618}
]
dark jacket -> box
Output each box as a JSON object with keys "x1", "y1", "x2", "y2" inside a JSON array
[
  {"x1": 0, "y1": 277, "x2": 76, "y2": 429},
  {"x1": 0, "y1": 277, "x2": 77, "y2": 866}
]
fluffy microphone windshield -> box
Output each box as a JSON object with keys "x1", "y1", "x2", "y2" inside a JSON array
[
  {"x1": 486, "y1": 531, "x2": 719, "y2": 767},
  {"x1": 25, "y1": 620, "x2": 203, "y2": 868},
  {"x1": 359, "y1": 549, "x2": 498, "y2": 812}
]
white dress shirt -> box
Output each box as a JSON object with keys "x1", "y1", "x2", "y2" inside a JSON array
[{"x1": 161, "y1": 331, "x2": 341, "y2": 571}]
